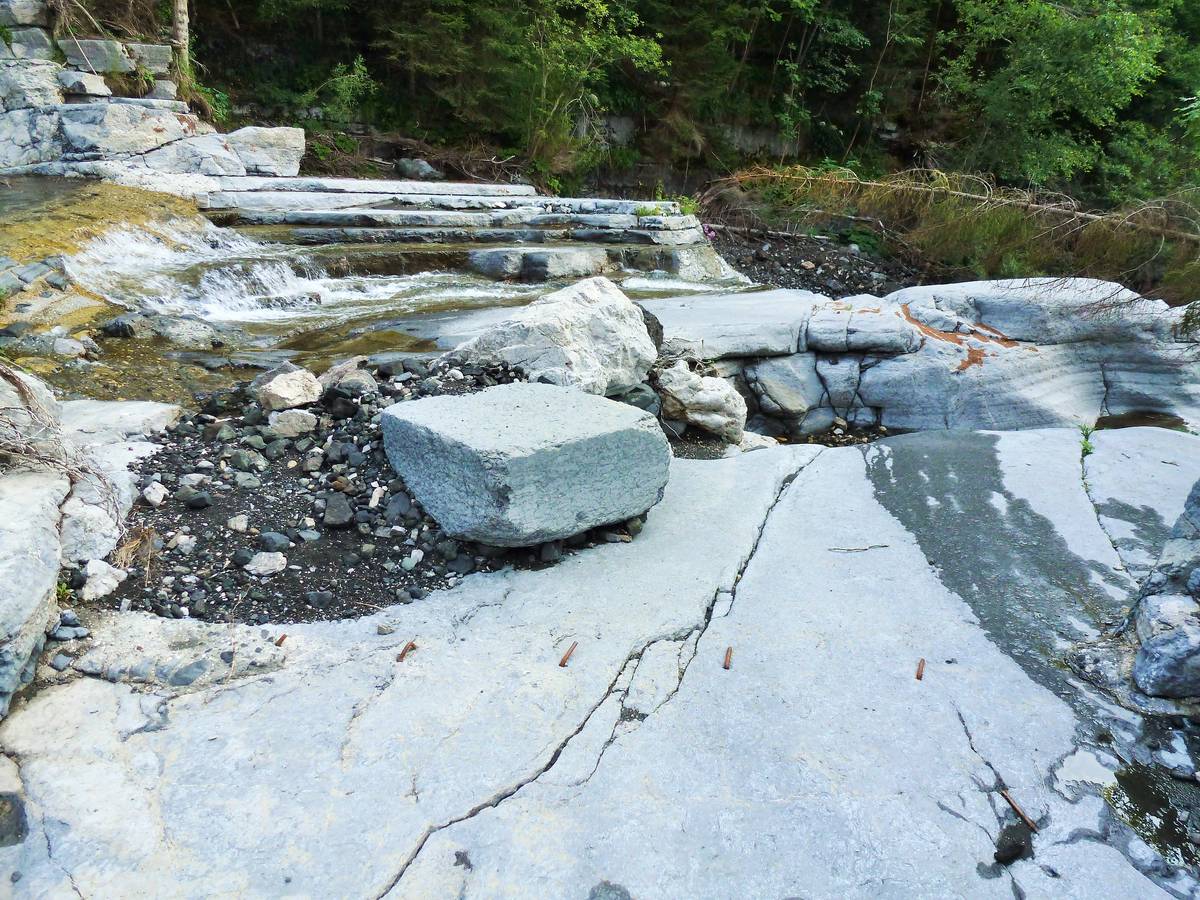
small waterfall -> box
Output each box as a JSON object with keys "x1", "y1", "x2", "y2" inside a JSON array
[{"x1": 64, "y1": 215, "x2": 546, "y2": 326}]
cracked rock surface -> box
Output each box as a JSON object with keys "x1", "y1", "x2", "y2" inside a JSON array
[{"x1": 2, "y1": 428, "x2": 1199, "y2": 897}]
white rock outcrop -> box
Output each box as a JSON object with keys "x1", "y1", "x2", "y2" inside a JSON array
[
  {"x1": 225, "y1": 126, "x2": 306, "y2": 177},
  {"x1": 452, "y1": 276, "x2": 656, "y2": 396},
  {"x1": 645, "y1": 278, "x2": 1199, "y2": 436}
]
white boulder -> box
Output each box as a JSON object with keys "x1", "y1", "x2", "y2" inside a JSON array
[
  {"x1": 268, "y1": 409, "x2": 318, "y2": 437},
  {"x1": 80, "y1": 559, "x2": 126, "y2": 601},
  {"x1": 452, "y1": 276, "x2": 656, "y2": 396},
  {"x1": 0, "y1": 59, "x2": 61, "y2": 112},
  {"x1": 226, "y1": 126, "x2": 306, "y2": 176},
  {"x1": 250, "y1": 363, "x2": 323, "y2": 412},
  {"x1": 656, "y1": 360, "x2": 747, "y2": 443}
]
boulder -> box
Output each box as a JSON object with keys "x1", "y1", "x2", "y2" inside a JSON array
[
  {"x1": 0, "y1": 0, "x2": 48, "y2": 26},
  {"x1": 250, "y1": 363, "x2": 322, "y2": 411},
  {"x1": 1134, "y1": 625, "x2": 1200, "y2": 699},
  {"x1": 124, "y1": 43, "x2": 173, "y2": 75},
  {"x1": 60, "y1": 38, "x2": 135, "y2": 73},
  {"x1": 467, "y1": 247, "x2": 609, "y2": 282},
  {"x1": 452, "y1": 276, "x2": 656, "y2": 397},
  {"x1": 0, "y1": 59, "x2": 61, "y2": 112},
  {"x1": 381, "y1": 382, "x2": 670, "y2": 546},
  {"x1": 226, "y1": 126, "x2": 306, "y2": 176},
  {"x1": 655, "y1": 360, "x2": 747, "y2": 444},
  {"x1": 5, "y1": 26, "x2": 53, "y2": 59},
  {"x1": 268, "y1": 409, "x2": 318, "y2": 438},
  {"x1": 57, "y1": 68, "x2": 110, "y2": 97},
  {"x1": 0, "y1": 366, "x2": 60, "y2": 450},
  {"x1": 147, "y1": 79, "x2": 177, "y2": 100},
  {"x1": 0, "y1": 106, "x2": 60, "y2": 167},
  {"x1": 886, "y1": 278, "x2": 1176, "y2": 345},
  {"x1": 745, "y1": 353, "x2": 825, "y2": 428},
  {"x1": 395, "y1": 158, "x2": 443, "y2": 180},
  {"x1": 58, "y1": 102, "x2": 199, "y2": 158}
]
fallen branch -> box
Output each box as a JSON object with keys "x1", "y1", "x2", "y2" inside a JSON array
[
  {"x1": 999, "y1": 788, "x2": 1039, "y2": 833},
  {"x1": 558, "y1": 641, "x2": 578, "y2": 668}
]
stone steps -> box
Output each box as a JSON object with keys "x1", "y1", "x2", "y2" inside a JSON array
[
  {"x1": 201, "y1": 189, "x2": 678, "y2": 216},
  {"x1": 222, "y1": 207, "x2": 698, "y2": 232},
  {"x1": 210, "y1": 175, "x2": 539, "y2": 197},
  {"x1": 239, "y1": 223, "x2": 707, "y2": 247}
]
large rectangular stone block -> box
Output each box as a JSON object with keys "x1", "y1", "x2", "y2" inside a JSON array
[{"x1": 382, "y1": 383, "x2": 670, "y2": 546}]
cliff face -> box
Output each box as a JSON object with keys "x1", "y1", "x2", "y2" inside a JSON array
[{"x1": 0, "y1": 1, "x2": 303, "y2": 181}]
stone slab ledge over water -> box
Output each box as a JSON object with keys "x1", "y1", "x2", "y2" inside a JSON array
[
  {"x1": 6, "y1": 429, "x2": 1200, "y2": 896},
  {"x1": 381, "y1": 382, "x2": 670, "y2": 547}
]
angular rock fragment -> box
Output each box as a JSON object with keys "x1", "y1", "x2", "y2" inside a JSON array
[
  {"x1": 655, "y1": 360, "x2": 747, "y2": 444},
  {"x1": 382, "y1": 382, "x2": 670, "y2": 546},
  {"x1": 250, "y1": 363, "x2": 322, "y2": 412}
]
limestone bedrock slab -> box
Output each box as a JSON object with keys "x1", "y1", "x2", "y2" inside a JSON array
[
  {"x1": 1085, "y1": 427, "x2": 1200, "y2": 578},
  {"x1": 639, "y1": 288, "x2": 825, "y2": 359},
  {"x1": 0, "y1": 449, "x2": 814, "y2": 897},
  {"x1": 382, "y1": 383, "x2": 670, "y2": 546}
]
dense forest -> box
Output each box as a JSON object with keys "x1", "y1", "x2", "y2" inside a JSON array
[{"x1": 73, "y1": 0, "x2": 1200, "y2": 206}]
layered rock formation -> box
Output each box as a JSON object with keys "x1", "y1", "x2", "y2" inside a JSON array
[
  {"x1": 642, "y1": 278, "x2": 1199, "y2": 435},
  {"x1": 0, "y1": 2, "x2": 303, "y2": 178}
]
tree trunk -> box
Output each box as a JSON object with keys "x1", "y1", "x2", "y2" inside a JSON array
[{"x1": 172, "y1": 0, "x2": 191, "y2": 79}]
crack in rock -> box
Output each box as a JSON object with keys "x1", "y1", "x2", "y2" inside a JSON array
[{"x1": 369, "y1": 449, "x2": 822, "y2": 896}]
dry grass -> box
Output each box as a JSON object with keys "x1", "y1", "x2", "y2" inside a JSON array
[
  {"x1": 0, "y1": 360, "x2": 122, "y2": 528},
  {"x1": 706, "y1": 166, "x2": 1200, "y2": 316},
  {"x1": 113, "y1": 525, "x2": 160, "y2": 584}
]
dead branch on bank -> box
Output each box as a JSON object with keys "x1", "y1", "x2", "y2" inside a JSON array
[{"x1": 702, "y1": 166, "x2": 1200, "y2": 313}]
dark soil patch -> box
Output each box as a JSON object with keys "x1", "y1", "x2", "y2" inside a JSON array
[
  {"x1": 95, "y1": 358, "x2": 647, "y2": 627},
  {"x1": 711, "y1": 227, "x2": 923, "y2": 297}
]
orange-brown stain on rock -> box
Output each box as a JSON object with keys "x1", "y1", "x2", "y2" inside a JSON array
[{"x1": 956, "y1": 347, "x2": 987, "y2": 372}]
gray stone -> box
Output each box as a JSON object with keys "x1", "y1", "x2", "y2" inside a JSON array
[
  {"x1": 639, "y1": 289, "x2": 822, "y2": 359},
  {"x1": 267, "y1": 409, "x2": 317, "y2": 438},
  {"x1": 61, "y1": 38, "x2": 135, "y2": 73},
  {"x1": 613, "y1": 383, "x2": 661, "y2": 417},
  {"x1": 468, "y1": 247, "x2": 609, "y2": 282},
  {"x1": 147, "y1": 79, "x2": 177, "y2": 100},
  {"x1": 0, "y1": 1, "x2": 48, "y2": 26},
  {"x1": 1134, "y1": 594, "x2": 1200, "y2": 644},
  {"x1": 395, "y1": 157, "x2": 443, "y2": 180},
  {"x1": 124, "y1": 43, "x2": 173, "y2": 75},
  {"x1": 57, "y1": 68, "x2": 110, "y2": 97},
  {"x1": 6, "y1": 26, "x2": 53, "y2": 59},
  {"x1": 1134, "y1": 625, "x2": 1200, "y2": 698},
  {"x1": 382, "y1": 382, "x2": 670, "y2": 546},
  {"x1": 887, "y1": 278, "x2": 1176, "y2": 345},
  {"x1": 323, "y1": 493, "x2": 353, "y2": 528},
  {"x1": 452, "y1": 277, "x2": 656, "y2": 397},
  {"x1": 0, "y1": 471, "x2": 68, "y2": 715},
  {"x1": 225, "y1": 126, "x2": 305, "y2": 176},
  {"x1": 0, "y1": 59, "x2": 61, "y2": 112}
]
